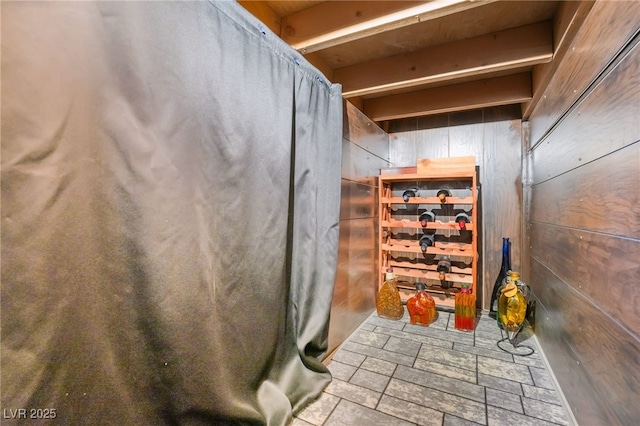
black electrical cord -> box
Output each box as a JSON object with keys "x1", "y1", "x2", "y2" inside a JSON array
[{"x1": 496, "y1": 336, "x2": 535, "y2": 356}]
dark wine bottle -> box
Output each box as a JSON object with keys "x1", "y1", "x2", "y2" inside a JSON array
[
  {"x1": 436, "y1": 189, "x2": 451, "y2": 203},
  {"x1": 455, "y1": 212, "x2": 470, "y2": 230},
  {"x1": 489, "y1": 238, "x2": 511, "y2": 319},
  {"x1": 419, "y1": 233, "x2": 434, "y2": 252},
  {"x1": 437, "y1": 256, "x2": 452, "y2": 288},
  {"x1": 419, "y1": 211, "x2": 435, "y2": 227},
  {"x1": 402, "y1": 187, "x2": 419, "y2": 202}
]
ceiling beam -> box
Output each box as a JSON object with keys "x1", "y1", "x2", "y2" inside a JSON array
[
  {"x1": 363, "y1": 73, "x2": 532, "y2": 121},
  {"x1": 336, "y1": 20, "x2": 552, "y2": 98},
  {"x1": 281, "y1": 0, "x2": 496, "y2": 54}
]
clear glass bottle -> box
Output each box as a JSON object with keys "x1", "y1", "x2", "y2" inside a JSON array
[
  {"x1": 498, "y1": 270, "x2": 527, "y2": 336},
  {"x1": 376, "y1": 268, "x2": 404, "y2": 320},
  {"x1": 406, "y1": 283, "x2": 436, "y2": 326},
  {"x1": 455, "y1": 284, "x2": 475, "y2": 331}
]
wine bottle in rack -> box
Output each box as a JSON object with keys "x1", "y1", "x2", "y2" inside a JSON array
[
  {"x1": 419, "y1": 233, "x2": 434, "y2": 252},
  {"x1": 419, "y1": 211, "x2": 435, "y2": 227},
  {"x1": 437, "y1": 256, "x2": 452, "y2": 288},
  {"x1": 402, "y1": 187, "x2": 419, "y2": 202},
  {"x1": 436, "y1": 188, "x2": 451, "y2": 203},
  {"x1": 455, "y1": 212, "x2": 470, "y2": 230},
  {"x1": 489, "y1": 237, "x2": 511, "y2": 319}
]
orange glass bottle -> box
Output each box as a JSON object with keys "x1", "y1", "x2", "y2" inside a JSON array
[
  {"x1": 406, "y1": 283, "x2": 436, "y2": 326},
  {"x1": 455, "y1": 284, "x2": 475, "y2": 331},
  {"x1": 376, "y1": 269, "x2": 404, "y2": 320}
]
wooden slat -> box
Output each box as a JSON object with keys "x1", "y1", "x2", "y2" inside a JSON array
[
  {"x1": 364, "y1": 73, "x2": 532, "y2": 121},
  {"x1": 530, "y1": 142, "x2": 640, "y2": 238},
  {"x1": 530, "y1": 39, "x2": 640, "y2": 184},
  {"x1": 530, "y1": 222, "x2": 640, "y2": 337},
  {"x1": 336, "y1": 22, "x2": 551, "y2": 97},
  {"x1": 416, "y1": 155, "x2": 475, "y2": 176},
  {"x1": 280, "y1": 0, "x2": 494, "y2": 53},
  {"x1": 381, "y1": 219, "x2": 475, "y2": 231},
  {"x1": 531, "y1": 259, "x2": 640, "y2": 425},
  {"x1": 388, "y1": 259, "x2": 472, "y2": 276},
  {"x1": 382, "y1": 243, "x2": 473, "y2": 257},
  {"x1": 528, "y1": 0, "x2": 640, "y2": 145},
  {"x1": 387, "y1": 266, "x2": 473, "y2": 284},
  {"x1": 381, "y1": 196, "x2": 473, "y2": 204}
]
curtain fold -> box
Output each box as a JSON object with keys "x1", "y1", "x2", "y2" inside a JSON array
[{"x1": 1, "y1": 2, "x2": 342, "y2": 424}]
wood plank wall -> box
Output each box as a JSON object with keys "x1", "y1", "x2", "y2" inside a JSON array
[
  {"x1": 526, "y1": 1, "x2": 640, "y2": 424},
  {"x1": 327, "y1": 100, "x2": 390, "y2": 355},
  {"x1": 387, "y1": 106, "x2": 523, "y2": 310}
]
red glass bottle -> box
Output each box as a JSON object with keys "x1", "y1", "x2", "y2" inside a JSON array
[{"x1": 406, "y1": 283, "x2": 436, "y2": 326}]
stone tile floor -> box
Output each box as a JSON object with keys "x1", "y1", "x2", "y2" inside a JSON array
[{"x1": 293, "y1": 310, "x2": 576, "y2": 426}]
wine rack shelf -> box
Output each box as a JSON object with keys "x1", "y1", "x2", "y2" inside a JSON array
[{"x1": 378, "y1": 156, "x2": 479, "y2": 309}]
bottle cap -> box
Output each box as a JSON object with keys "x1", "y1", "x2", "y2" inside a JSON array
[
  {"x1": 415, "y1": 283, "x2": 426, "y2": 291},
  {"x1": 385, "y1": 268, "x2": 394, "y2": 280}
]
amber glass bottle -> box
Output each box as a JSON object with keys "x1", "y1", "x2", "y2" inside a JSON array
[
  {"x1": 455, "y1": 284, "x2": 475, "y2": 331},
  {"x1": 376, "y1": 269, "x2": 404, "y2": 320},
  {"x1": 406, "y1": 283, "x2": 436, "y2": 326}
]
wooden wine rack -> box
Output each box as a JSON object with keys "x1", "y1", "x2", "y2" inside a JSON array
[{"x1": 378, "y1": 156, "x2": 479, "y2": 309}]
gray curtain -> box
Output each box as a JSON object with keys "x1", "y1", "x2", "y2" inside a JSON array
[{"x1": 1, "y1": 1, "x2": 342, "y2": 424}]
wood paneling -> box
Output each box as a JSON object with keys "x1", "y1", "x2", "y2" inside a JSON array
[
  {"x1": 528, "y1": 0, "x2": 640, "y2": 145},
  {"x1": 531, "y1": 38, "x2": 640, "y2": 183},
  {"x1": 481, "y1": 114, "x2": 522, "y2": 305},
  {"x1": 339, "y1": 180, "x2": 376, "y2": 221},
  {"x1": 344, "y1": 100, "x2": 389, "y2": 159},
  {"x1": 531, "y1": 142, "x2": 640, "y2": 238},
  {"x1": 531, "y1": 259, "x2": 640, "y2": 424},
  {"x1": 415, "y1": 124, "x2": 449, "y2": 161},
  {"x1": 523, "y1": 0, "x2": 596, "y2": 119},
  {"x1": 530, "y1": 222, "x2": 640, "y2": 337},
  {"x1": 449, "y1": 110, "x2": 484, "y2": 160},
  {"x1": 527, "y1": 7, "x2": 640, "y2": 425},
  {"x1": 329, "y1": 100, "x2": 389, "y2": 355},
  {"x1": 533, "y1": 295, "x2": 616, "y2": 424}
]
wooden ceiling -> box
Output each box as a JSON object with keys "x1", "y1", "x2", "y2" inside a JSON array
[{"x1": 239, "y1": 0, "x2": 595, "y2": 127}]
